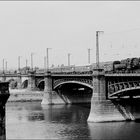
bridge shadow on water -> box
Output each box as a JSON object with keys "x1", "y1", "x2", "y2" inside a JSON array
[
  {"x1": 41, "y1": 103, "x2": 93, "y2": 140},
  {"x1": 41, "y1": 103, "x2": 91, "y2": 123},
  {"x1": 112, "y1": 98, "x2": 140, "y2": 121}
]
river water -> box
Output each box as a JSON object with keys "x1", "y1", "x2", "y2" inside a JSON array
[{"x1": 5, "y1": 101, "x2": 140, "y2": 140}]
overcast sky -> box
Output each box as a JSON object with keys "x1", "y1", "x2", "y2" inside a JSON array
[{"x1": 1, "y1": 1, "x2": 140, "y2": 69}]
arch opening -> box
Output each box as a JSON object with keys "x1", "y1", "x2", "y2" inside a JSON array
[
  {"x1": 21, "y1": 80, "x2": 28, "y2": 89},
  {"x1": 38, "y1": 81, "x2": 45, "y2": 91},
  {"x1": 54, "y1": 82, "x2": 93, "y2": 104}
]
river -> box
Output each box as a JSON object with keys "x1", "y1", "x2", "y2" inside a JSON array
[{"x1": 5, "y1": 101, "x2": 140, "y2": 140}]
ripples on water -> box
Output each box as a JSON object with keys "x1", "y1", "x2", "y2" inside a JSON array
[{"x1": 5, "y1": 101, "x2": 140, "y2": 140}]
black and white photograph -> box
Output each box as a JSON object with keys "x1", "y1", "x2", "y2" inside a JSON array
[{"x1": 1, "y1": 1, "x2": 140, "y2": 140}]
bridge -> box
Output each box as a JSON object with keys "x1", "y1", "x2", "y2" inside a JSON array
[
  {"x1": 41, "y1": 69, "x2": 140, "y2": 122},
  {"x1": 1, "y1": 66, "x2": 140, "y2": 122}
]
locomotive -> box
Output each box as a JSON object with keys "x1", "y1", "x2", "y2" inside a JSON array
[{"x1": 105, "y1": 57, "x2": 140, "y2": 73}]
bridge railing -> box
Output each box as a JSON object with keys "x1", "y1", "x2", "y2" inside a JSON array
[{"x1": 36, "y1": 65, "x2": 94, "y2": 73}]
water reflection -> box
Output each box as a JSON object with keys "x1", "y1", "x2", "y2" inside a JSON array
[
  {"x1": 41, "y1": 104, "x2": 90, "y2": 123},
  {"x1": 6, "y1": 102, "x2": 91, "y2": 139},
  {"x1": 41, "y1": 104, "x2": 91, "y2": 140},
  {"x1": 6, "y1": 101, "x2": 140, "y2": 139}
]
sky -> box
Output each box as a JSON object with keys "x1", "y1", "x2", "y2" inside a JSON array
[{"x1": 0, "y1": 1, "x2": 140, "y2": 70}]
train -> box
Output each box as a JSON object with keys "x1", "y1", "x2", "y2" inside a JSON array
[{"x1": 104, "y1": 57, "x2": 140, "y2": 73}]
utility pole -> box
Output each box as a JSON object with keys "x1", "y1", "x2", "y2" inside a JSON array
[
  {"x1": 26, "y1": 59, "x2": 28, "y2": 68},
  {"x1": 88, "y1": 48, "x2": 91, "y2": 64},
  {"x1": 31, "y1": 53, "x2": 34, "y2": 71},
  {"x1": 5, "y1": 61, "x2": 7, "y2": 72},
  {"x1": 96, "y1": 31, "x2": 104, "y2": 69},
  {"x1": 44, "y1": 56, "x2": 46, "y2": 72},
  {"x1": 46, "y1": 48, "x2": 51, "y2": 71},
  {"x1": 18, "y1": 56, "x2": 21, "y2": 71},
  {"x1": 2, "y1": 59, "x2": 4, "y2": 74},
  {"x1": 25, "y1": 59, "x2": 28, "y2": 74},
  {"x1": 68, "y1": 53, "x2": 71, "y2": 67}
]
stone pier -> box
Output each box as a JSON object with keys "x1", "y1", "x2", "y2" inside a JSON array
[
  {"x1": 88, "y1": 69, "x2": 125, "y2": 122},
  {"x1": 27, "y1": 71, "x2": 36, "y2": 90},
  {"x1": 17, "y1": 72, "x2": 22, "y2": 89},
  {"x1": 41, "y1": 71, "x2": 53, "y2": 105}
]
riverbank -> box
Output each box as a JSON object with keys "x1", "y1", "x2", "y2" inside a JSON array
[{"x1": 8, "y1": 89, "x2": 44, "y2": 102}]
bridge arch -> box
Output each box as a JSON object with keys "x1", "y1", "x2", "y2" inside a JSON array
[
  {"x1": 37, "y1": 79, "x2": 45, "y2": 90},
  {"x1": 108, "y1": 80, "x2": 140, "y2": 98},
  {"x1": 109, "y1": 86, "x2": 140, "y2": 98},
  {"x1": 53, "y1": 80, "x2": 93, "y2": 104},
  {"x1": 54, "y1": 81, "x2": 93, "y2": 90},
  {"x1": 21, "y1": 79, "x2": 28, "y2": 88}
]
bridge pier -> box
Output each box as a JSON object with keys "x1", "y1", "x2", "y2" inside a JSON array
[
  {"x1": 17, "y1": 72, "x2": 22, "y2": 89},
  {"x1": 88, "y1": 69, "x2": 125, "y2": 122},
  {"x1": 41, "y1": 71, "x2": 53, "y2": 105},
  {"x1": 27, "y1": 71, "x2": 36, "y2": 90}
]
